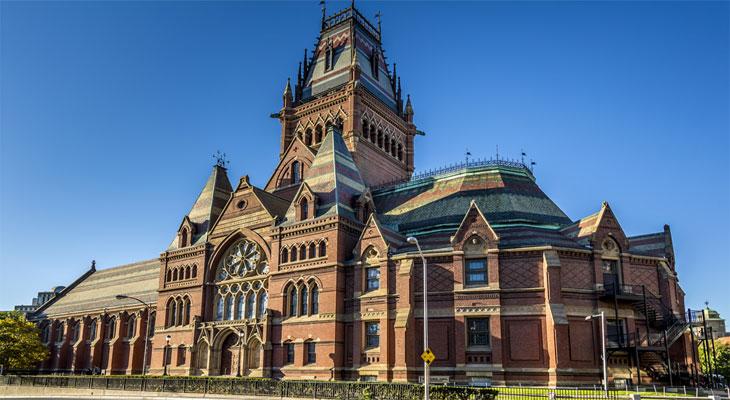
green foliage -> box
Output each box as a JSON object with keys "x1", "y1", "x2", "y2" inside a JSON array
[
  {"x1": 0, "y1": 311, "x2": 48, "y2": 369},
  {"x1": 699, "y1": 339, "x2": 730, "y2": 382}
]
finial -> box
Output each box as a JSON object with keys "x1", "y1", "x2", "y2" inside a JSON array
[
  {"x1": 213, "y1": 150, "x2": 229, "y2": 169},
  {"x1": 465, "y1": 149, "x2": 472, "y2": 165},
  {"x1": 320, "y1": 0, "x2": 326, "y2": 28},
  {"x1": 521, "y1": 149, "x2": 526, "y2": 164},
  {"x1": 91, "y1": 260, "x2": 96, "y2": 271},
  {"x1": 375, "y1": 11, "x2": 382, "y2": 33},
  {"x1": 351, "y1": 0, "x2": 355, "y2": 9},
  {"x1": 284, "y1": 77, "x2": 292, "y2": 95}
]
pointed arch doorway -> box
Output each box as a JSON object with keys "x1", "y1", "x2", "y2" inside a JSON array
[{"x1": 219, "y1": 333, "x2": 238, "y2": 376}]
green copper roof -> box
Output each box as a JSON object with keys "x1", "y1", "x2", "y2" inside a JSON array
[{"x1": 372, "y1": 164, "x2": 572, "y2": 237}]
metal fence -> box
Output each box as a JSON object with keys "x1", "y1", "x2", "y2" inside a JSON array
[
  {"x1": 0, "y1": 375, "x2": 497, "y2": 400},
  {"x1": 491, "y1": 386, "x2": 621, "y2": 400}
]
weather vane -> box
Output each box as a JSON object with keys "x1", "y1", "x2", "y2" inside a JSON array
[
  {"x1": 465, "y1": 148, "x2": 472, "y2": 165},
  {"x1": 213, "y1": 150, "x2": 229, "y2": 169}
]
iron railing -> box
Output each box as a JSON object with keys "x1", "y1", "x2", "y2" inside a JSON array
[{"x1": 0, "y1": 375, "x2": 498, "y2": 400}]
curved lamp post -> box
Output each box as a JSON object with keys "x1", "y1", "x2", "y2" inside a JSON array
[
  {"x1": 586, "y1": 311, "x2": 607, "y2": 396},
  {"x1": 115, "y1": 294, "x2": 152, "y2": 376},
  {"x1": 407, "y1": 236, "x2": 429, "y2": 400}
]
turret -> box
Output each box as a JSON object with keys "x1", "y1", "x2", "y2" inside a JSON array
[
  {"x1": 283, "y1": 78, "x2": 293, "y2": 108},
  {"x1": 404, "y1": 94, "x2": 414, "y2": 123}
]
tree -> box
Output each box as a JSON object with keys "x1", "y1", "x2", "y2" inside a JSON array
[
  {"x1": 0, "y1": 311, "x2": 48, "y2": 370},
  {"x1": 699, "y1": 339, "x2": 730, "y2": 383}
]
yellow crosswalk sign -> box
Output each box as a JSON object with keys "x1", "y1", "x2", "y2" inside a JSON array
[{"x1": 421, "y1": 348, "x2": 435, "y2": 365}]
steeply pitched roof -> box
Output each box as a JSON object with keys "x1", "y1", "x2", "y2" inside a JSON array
[
  {"x1": 168, "y1": 165, "x2": 233, "y2": 250},
  {"x1": 372, "y1": 163, "x2": 572, "y2": 238},
  {"x1": 36, "y1": 259, "x2": 160, "y2": 318},
  {"x1": 283, "y1": 127, "x2": 367, "y2": 223},
  {"x1": 300, "y1": 5, "x2": 398, "y2": 110}
]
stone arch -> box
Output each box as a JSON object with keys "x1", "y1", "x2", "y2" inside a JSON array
[
  {"x1": 208, "y1": 228, "x2": 272, "y2": 281},
  {"x1": 246, "y1": 336, "x2": 263, "y2": 373}
]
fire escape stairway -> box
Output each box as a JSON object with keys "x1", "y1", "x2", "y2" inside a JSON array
[{"x1": 629, "y1": 286, "x2": 688, "y2": 384}]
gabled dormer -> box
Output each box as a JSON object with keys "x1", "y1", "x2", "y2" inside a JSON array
[
  {"x1": 353, "y1": 189, "x2": 376, "y2": 224},
  {"x1": 177, "y1": 216, "x2": 196, "y2": 248},
  {"x1": 291, "y1": 182, "x2": 317, "y2": 222}
]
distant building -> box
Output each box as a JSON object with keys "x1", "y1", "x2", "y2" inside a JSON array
[
  {"x1": 14, "y1": 287, "x2": 65, "y2": 315},
  {"x1": 703, "y1": 306, "x2": 727, "y2": 339}
]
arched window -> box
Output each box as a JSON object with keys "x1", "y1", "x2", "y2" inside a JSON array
[
  {"x1": 291, "y1": 246, "x2": 298, "y2": 262},
  {"x1": 216, "y1": 297, "x2": 224, "y2": 321},
  {"x1": 183, "y1": 298, "x2": 191, "y2": 325},
  {"x1": 300, "y1": 198, "x2": 309, "y2": 220},
  {"x1": 289, "y1": 287, "x2": 298, "y2": 317},
  {"x1": 246, "y1": 293, "x2": 256, "y2": 319},
  {"x1": 185, "y1": 266, "x2": 191, "y2": 280},
  {"x1": 236, "y1": 295, "x2": 244, "y2": 320},
  {"x1": 308, "y1": 243, "x2": 316, "y2": 258},
  {"x1": 384, "y1": 135, "x2": 390, "y2": 153},
  {"x1": 377, "y1": 130, "x2": 383, "y2": 148},
  {"x1": 127, "y1": 315, "x2": 136, "y2": 338},
  {"x1": 172, "y1": 269, "x2": 178, "y2": 281},
  {"x1": 176, "y1": 298, "x2": 184, "y2": 326},
  {"x1": 180, "y1": 228, "x2": 188, "y2": 247},
  {"x1": 281, "y1": 248, "x2": 289, "y2": 263},
  {"x1": 257, "y1": 292, "x2": 268, "y2": 318},
  {"x1": 300, "y1": 286, "x2": 308, "y2": 316},
  {"x1": 299, "y1": 245, "x2": 306, "y2": 260},
  {"x1": 168, "y1": 299, "x2": 177, "y2": 327},
  {"x1": 166, "y1": 269, "x2": 172, "y2": 282},
  {"x1": 225, "y1": 296, "x2": 233, "y2": 320},
  {"x1": 315, "y1": 125, "x2": 323, "y2": 143},
  {"x1": 319, "y1": 241, "x2": 326, "y2": 258},
  {"x1": 291, "y1": 161, "x2": 301, "y2": 185},
  {"x1": 311, "y1": 285, "x2": 319, "y2": 315},
  {"x1": 304, "y1": 129, "x2": 312, "y2": 145},
  {"x1": 192, "y1": 264, "x2": 197, "y2": 278},
  {"x1": 362, "y1": 119, "x2": 368, "y2": 137},
  {"x1": 370, "y1": 126, "x2": 376, "y2": 143},
  {"x1": 397, "y1": 143, "x2": 403, "y2": 161},
  {"x1": 105, "y1": 317, "x2": 116, "y2": 340},
  {"x1": 391, "y1": 140, "x2": 396, "y2": 157},
  {"x1": 88, "y1": 319, "x2": 97, "y2": 341},
  {"x1": 325, "y1": 45, "x2": 334, "y2": 71},
  {"x1": 370, "y1": 50, "x2": 379, "y2": 79},
  {"x1": 148, "y1": 312, "x2": 156, "y2": 337}
]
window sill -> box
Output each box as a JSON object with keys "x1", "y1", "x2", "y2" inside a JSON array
[{"x1": 466, "y1": 345, "x2": 491, "y2": 352}]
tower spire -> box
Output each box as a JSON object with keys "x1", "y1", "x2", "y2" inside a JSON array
[{"x1": 283, "y1": 78, "x2": 293, "y2": 107}]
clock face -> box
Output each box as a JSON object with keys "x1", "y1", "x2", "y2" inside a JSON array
[{"x1": 221, "y1": 239, "x2": 261, "y2": 278}]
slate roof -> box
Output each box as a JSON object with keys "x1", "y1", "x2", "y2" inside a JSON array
[
  {"x1": 301, "y1": 6, "x2": 398, "y2": 110},
  {"x1": 252, "y1": 187, "x2": 290, "y2": 219},
  {"x1": 168, "y1": 165, "x2": 233, "y2": 250},
  {"x1": 37, "y1": 259, "x2": 159, "y2": 318},
  {"x1": 372, "y1": 164, "x2": 573, "y2": 240},
  {"x1": 628, "y1": 231, "x2": 669, "y2": 257},
  {"x1": 283, "y1": 127, "x2": 367, "y2": 223}
]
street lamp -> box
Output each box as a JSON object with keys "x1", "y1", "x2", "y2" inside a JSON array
[
  {"x1": 115, "y1": 294, "x2": 152, "y2": 376},
  {"x1": 407, "y1": 236, "x2": 429, "y2": 400},
  {"x1": 164, "y1": 335, "x2": 171, "y2": 376},
  {"x1": 586, "y1": 311, "x2": 608, "y2": 396}
]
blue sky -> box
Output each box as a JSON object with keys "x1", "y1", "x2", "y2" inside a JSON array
[{"x1": 1, "y1": 1, "x2": 728, "y2": 317}]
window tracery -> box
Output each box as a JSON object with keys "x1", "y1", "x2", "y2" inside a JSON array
[{"x1": 213, "y1": 238, "x2": 269, "y2": 322}]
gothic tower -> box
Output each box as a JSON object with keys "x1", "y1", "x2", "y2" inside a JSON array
[{"x1": 274, "y1": 4, "x2": 417, "y2": 191}]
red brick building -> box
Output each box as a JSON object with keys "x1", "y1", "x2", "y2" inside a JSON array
[{"x1": 33, "y1": 5, "x2": 694, "y2": 386}]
